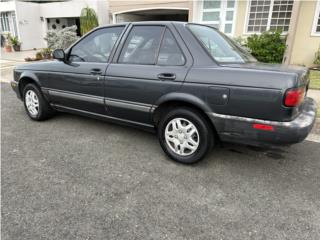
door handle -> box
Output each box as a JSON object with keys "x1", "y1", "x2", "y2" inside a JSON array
[
  {"x1": 90, "y1": 68, "x2": 102, "y2": 75},
  {"x1": 157, "y1": 73, "x2": 176, "y2": 81}
]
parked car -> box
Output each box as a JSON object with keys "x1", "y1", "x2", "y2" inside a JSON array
[{"x1": 11, "y1": 22, "x2": 317, "y2": 164}]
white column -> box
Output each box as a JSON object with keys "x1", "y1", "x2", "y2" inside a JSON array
[{"x1": 283, "y1": 0, "x2": 301, "y2": 65}]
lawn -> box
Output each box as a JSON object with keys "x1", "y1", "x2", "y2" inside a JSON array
[
  {"x1": 309, "y1": 70, "x2": 320, "y2": 118},
  {"x1": 310, "y1": 70, "x2": 320, "y2": 90}
]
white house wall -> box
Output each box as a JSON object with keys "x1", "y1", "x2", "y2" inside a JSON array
[
  {"x1": 39, "y1": 0, "x2": 108, "y2": 24},
  {"x1": 15, "y1": 1, "x2": 44, "y2": 50},
  {"x1": 0, "y1": 1, "x2": 16, "y2": 12},
  {"x1": 2, "y1": 0, "x2": 109, "y2": 50},
  {"x1": 96, "y1": 0, "x2": 109, "y2": 26}
]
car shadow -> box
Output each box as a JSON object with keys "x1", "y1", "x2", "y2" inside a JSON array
[{"x1": 52, "y1": 111, "x2": 300, "y2": 167}]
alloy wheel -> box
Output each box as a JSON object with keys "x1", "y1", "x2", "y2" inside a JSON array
[{"x1": 25, "y1": 90, "x2": 39, "y2": 116}]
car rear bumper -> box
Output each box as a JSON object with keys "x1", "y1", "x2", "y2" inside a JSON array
[{"x1": 208, "y1": 97, "x2": 317, "y2": 146}]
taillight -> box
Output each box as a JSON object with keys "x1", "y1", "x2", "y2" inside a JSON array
[{"x1": 284, "y1": 87, "x2": 305, "y2": 107}]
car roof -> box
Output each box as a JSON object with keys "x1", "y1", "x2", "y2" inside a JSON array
[{"x1": 96, "y1": 21, "x2": 188, "y2": 29}]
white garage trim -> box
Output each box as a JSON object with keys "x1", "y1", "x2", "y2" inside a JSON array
[{"x1": 112, "y1": 7, "x2": 189, "y2": 24}]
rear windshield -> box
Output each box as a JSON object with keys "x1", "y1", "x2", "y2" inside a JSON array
[{"x1": 188, "y1": 24, "x2": 257, "y2": 64}]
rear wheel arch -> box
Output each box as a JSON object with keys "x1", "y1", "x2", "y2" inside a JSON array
[{"x1": 152, "y1": 97, "x2": 219, "y2": 140}]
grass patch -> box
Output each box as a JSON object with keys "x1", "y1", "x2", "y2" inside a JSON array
[{"x1": 310, "y1": 70, "x2": 320, "y2": 90}]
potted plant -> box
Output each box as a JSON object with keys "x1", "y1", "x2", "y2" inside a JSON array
[
  {"x1": 9, "y1": 36, "x2": 21, "y2": 52},
  {"x1": 4, "y1": 33, "x2": 12, "y2": 52},
  {"x1": 4, "y1": 42, "x2": 12, "y2": 52},
  {"x1": 41, "y1": 48, "x2": 52, "y2": 59},
  {"x1": 35, "y1": 52, "x2": 43, "y2": 60}
]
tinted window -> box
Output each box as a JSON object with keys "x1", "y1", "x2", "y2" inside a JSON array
[
  {"x1": 69, "y1": 27, "x2": 124, "y2": 63},
  {"x1": 118, "y1": 26, "x2": 164, "y2": 65},
  {"x1": 157, "y1": 29, "x2": 185, "y2": 66}
]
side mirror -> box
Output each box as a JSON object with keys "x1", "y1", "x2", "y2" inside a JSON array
[{"x1": 53, "y1": 49, "x2": 65, "y2": 61}]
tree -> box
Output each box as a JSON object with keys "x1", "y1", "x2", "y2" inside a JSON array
[{"x1": 80, "y1": 7, "x2": 99, "y2": 35}]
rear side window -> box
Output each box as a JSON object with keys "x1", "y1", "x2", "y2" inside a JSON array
[
  {"x1": 157, "y1": 29, "x2": 185, "y2": 66},
  {"x1": 188, "y1": 24, "x2": 257, "y2": 63},
  {"x1": 118, "y1": 26, "x2": 164, "y2": 65},
  {"x1": 69, "y1": 26, "x2": 124, "y2": 63}
]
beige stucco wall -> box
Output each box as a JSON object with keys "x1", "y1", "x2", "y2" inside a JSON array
[
  {"x1": 109, "y1": 0, "x2": 191, "y2": 21},
  {"x1": 234, "y1": 0, "x2": 248, "y2": 37},
  {"x1": 289, "y1": 1, "x2": 320, "y2": 66},
  {"x1": 233, "y1": 0, "x2": 320, "y2": 67},
  {"x1": 109, "y1": 0, "x2": 319, "y2": 67}
]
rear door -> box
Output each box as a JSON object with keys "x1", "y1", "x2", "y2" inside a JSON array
[
  {"x1": 105, "y1": 23, "x2": 193, "y2": 125},
  {"x1": 46, "y1": 26, "x2": 125, "y2": 115}
]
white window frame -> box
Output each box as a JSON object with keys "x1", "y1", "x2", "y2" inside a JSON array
[
  {"x1": 244, "y1": 0, "x2": 293, "y2": 35},
  {"x1": 312, "y1": 0, "x2": 320, "y2": 36},
  {"x1": 0, "y1": 11, "x2": 18, "y2": 37},
  {"x1": 199, "y1": 0, "x2": 238, "y2": 37}
]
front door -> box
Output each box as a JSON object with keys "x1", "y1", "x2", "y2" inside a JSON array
[
  {"x1": 46, "y1": 26, "x2": 125, "y2": 115},
  {"x1": 105, "y1": 24, "x2": 192, "y2": 125}
]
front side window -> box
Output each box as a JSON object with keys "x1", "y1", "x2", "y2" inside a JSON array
[
  {"x1": 247, "y1": 0, "x2": 293, "y2": 33},
  {"x1": 188, "y1": 24, "x2": 257, "y2": 63},
  {"x1": 118, "y1": 26, "x2": 164, "y2": 65},
  {"x1": 157, "y1": 29, "x2": 185, "y2": 66},
  {"x1": 69, "y1": 26, "x2": 124, "y2": 63}
]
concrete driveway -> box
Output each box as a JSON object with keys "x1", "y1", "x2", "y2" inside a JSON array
[{"x1": 1, "y1": 81, "x2": 320, "y2": 240}]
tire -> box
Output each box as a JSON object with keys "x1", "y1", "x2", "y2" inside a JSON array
[
  {"x1": 23, "y1": 83, "x2": 54, "y2": 121},
  {"x1": 157, "y1": 107, "x2": 214, "y2": 164}
]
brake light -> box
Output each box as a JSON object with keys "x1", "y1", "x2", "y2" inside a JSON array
[
  {"x1": 253, "y1": 123, "x2": 274, "y2": 131},
  {"x1": 284, "y1": 87, "x2": 305, "y2": 107}
]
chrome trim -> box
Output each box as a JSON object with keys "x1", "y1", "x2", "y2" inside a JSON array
[
  {"x1": 43, "y1": 88, "x2": 156, "y2": 112},
  {"x1": 208, "y1": 112, "x2": 292, "y2": 127},
  {"x1": 46, "y1": 88, "x2": 104, "y2": 105},
  {"x1": 105, "y1": 97, "x2": 152, "y2": 112},
  {"x1": 150, "y1": 106, "x2": 157, "y2": 113},
  {"x1": 51, "y1": 104, "x2": 155, "y2": 128},
  {"x1": 207, "y1": 98, "x2": 317, "y2": 128}
]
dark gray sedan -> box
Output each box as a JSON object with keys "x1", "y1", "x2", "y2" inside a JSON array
[{"x1": 11, "y1": 22, "x2": 317, "y2": 164}]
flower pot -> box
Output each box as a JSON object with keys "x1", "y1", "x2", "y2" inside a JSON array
[
  {"x1": 42, "y1": 53, "x2": 51, "y2": 59},
  {"x1": 13, "y1": 44, "x2": 21, "y2": 52},
  {"x1": 4, "y1": 45, "x2": 12, "y2": 52}
]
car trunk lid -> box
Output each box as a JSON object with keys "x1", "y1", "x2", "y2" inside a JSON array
[
  {"x1": 221, "y1": 62, "x2": 310, "y2": 120},
  {"x1": 222, "y1": 62, "x2": 310, "y2": 89}
]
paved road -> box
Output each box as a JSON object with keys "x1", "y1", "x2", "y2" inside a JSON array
[{"x1": 1, "y1": 82, "x2": 320, "y2": 240}]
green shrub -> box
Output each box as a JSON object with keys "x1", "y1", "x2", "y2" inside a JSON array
[
  {"x1": 246, "y1": 31, "x2": 286, "y2": 63},
  {"x1": 233, "y1": 36, "x2": 246, "y2": 46},
  {"x1": 80, "y1": 7, "x2": 99, "y2": 35},
  {"x1": 314, "y1": 46, "x2": 320, "y2": 65},
  {"x1": 44, "y1": 25, "x2": 79, "y2": 50}
]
